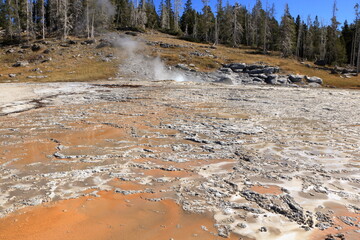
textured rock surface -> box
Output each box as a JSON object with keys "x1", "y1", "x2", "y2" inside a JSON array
[{"x1": 0, "y1": 45, "x2": 359, "y2": 239}]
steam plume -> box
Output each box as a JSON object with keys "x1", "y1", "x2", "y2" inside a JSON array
[{"x1": 110, "y1": 34, "x2": 191, "y2": 82}]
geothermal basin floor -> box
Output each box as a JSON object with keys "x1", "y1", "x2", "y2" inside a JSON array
[{"x1": 0, "y1": 80, "x2": 359, "y2": 240}]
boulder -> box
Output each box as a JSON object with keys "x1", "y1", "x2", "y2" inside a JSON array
[
  {"x1": 249, "y1": 74, "x2": 267, "y2": 79},
  {"x1": 96, "y1": 40, "x2": 112, "y2": 49},
  {"x1": 216, "y1": 77, "x2": 234, "y2": 85},
  {"x1": 32, "y1": 68, "x2": 42, "y2": 73},
  {"x1": 219, "y1": 68, "x2": 232, "y2": 73},
  {"x1": 160, "y1": 43, "x2": 172, "y2": 48},
  {"x1": 305, "y1": 76, "x2": 323, "y2": 84},
  {"x1": 247, "y1": 64, "x2": 266, "y2": 70},
  {"x1": 9, "y1": 74, "x2": 17, "y2": 78},
  {"x1": 330, "y1": 68, "x2": 338, "y2": 74},
  {"x1": 125, "y1": 31, "x2": 138, "y2": 36},
  {"x1": 175, "y1": 63, "x2": 190, "y2": 71},
  {"x1": 288, "y1": 74, "x2": 304, "y2": 83},
  {"x1": 314, "y1": 59, "x2": 326, "y2": 66},
  {"x1": 60, "y1": 43, "x2": 70, "y2": 47},
  {"x1": 340, "y1": 68, "x2": 357, "y2": 74},
  {"x1": 265, "y1": 74, "x2": 278, "y2": 85},
  {"x1": 343, "y1": 73, "x2": 357, "y2": 78},
  {"x1": 308, "y1": 82, "x2": 321, "y2": 88},
  {"x1": 252, "y1": 77, "x2": 264, "y2": 82},
  {"x1": 82, "y1": 39, "x2": 96, "y2": 45},
  {"x1": 13, "y1": 61, "x2": 29, "y2": 67},
  {"x1": 6, "y1": 49, "x2": 15, "y2": 54},
  {"x1": 229, "y1": 63, "x2": 247, "y2": 72},
  {"x1": 190, "y1": 51, "x2": 204, "y2": 56},
  {"x1": 277, "y1": 77, "x2": 289, "y2": 84},
  {"x1": 34, "y1": 40, "x2": 49, "y2": 45},
  {"x1": 247, "y1": 67, "x2": 277, "y2": 75},
  {"x1": 102, "y1": 57, "x2": 111, "y2": 62},
  {"x1": 41, "y1": 57, "x2": 52, "y2": 63},
  {"x1": 31, "y1": 44, "x2": 41, "y2": 52}
]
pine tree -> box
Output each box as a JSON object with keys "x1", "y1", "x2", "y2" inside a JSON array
[
  {"x1": 280, "y1": 4, "x2": 295, "y2": 57},
  {"x1": 145, "y1": 0, "x2": 159, "y2": 29},
  {"x1": 311, "y1": 16, "x2": 322, "y2": 60},
  {"x1": 263, "y1": 3, "x2": 274, "y2": 53},
  {"x1": 326, "y1": 0, "x2": 340, "y2": 64},
  {"x1": 192, "y1": 12, "x2": 198, "y2": 39},
  {"x1": 4, "y1": 0, "x2": 15, "y2": 40},
  {"x1": 221, "y1": 2, "x2": 233, "y2": 45},
  {"x1": 341, "y1": 20, "x2": 352, "y2": 64},
  {"x1": 201, "y1": 0, "x2": 210, "y2": 42},
  {"x1": 180, "y1": 0, "x2": 192, "y2": 35},
  {"x1": 160, "y1": 0, "x2": 170, "y2": 29},
  {"x1": 304, "y1": 16, "x2": 314, "y2": 60},
  {"x1": 295, "y1": 15, "x2": 303, "y2": 58}
]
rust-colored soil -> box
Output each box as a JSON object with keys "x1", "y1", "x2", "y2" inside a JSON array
[
  {"x1": 250, "y1": 185, "x2": 283, "y2": 196},
  {"x1": 310, "y1": 202, "x2": 360, "y2": 240},
  {"x1": 0, "y1": 191, "x2": 238, "y2": 240}
]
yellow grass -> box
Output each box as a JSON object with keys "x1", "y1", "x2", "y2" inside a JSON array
[{"x1": 0, "y1": 38, "x2": 119, "y2": 83}]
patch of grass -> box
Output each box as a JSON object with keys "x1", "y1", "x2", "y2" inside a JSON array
[{"x1": 0, "y1": 38, "x2": 119, "y2": 83}]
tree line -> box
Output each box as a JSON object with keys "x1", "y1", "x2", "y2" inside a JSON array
[{"x1": 1, "y1": 0, "x2": 360, "y2": 67}]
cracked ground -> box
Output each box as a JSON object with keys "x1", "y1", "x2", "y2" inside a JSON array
[{"x1": 0, "y1": 75, "x2": 359, "y2": 240}]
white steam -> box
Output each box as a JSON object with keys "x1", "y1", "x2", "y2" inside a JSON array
[
  {"x1": 96, "y1": 0, "x2": 116, "y2": 17},
  {"x1": 152, "y1": 57, "x2": 186, "y2": 82},
  {"x1": 110, "y1": 34, "x2": 188, "y2": 82}
]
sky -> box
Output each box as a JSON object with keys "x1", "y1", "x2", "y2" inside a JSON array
[{"x1": 154, "y1": 0, "x2": 359, "y2": 26}]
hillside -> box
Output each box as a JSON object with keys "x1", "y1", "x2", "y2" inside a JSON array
[{"x1": 1, "y1": 31, "x2": 360, "y2": 89}]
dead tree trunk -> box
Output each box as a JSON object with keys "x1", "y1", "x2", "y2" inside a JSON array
[
  {"x1": 86, "y1": 1, "x2": 90, "y2": 38},
  {"x1": 63, "y1": 0, "x2": 68, "y2": 39},
  {"x1": 296, "y1": 23, "x2": 303, "y2": 59},
  {"x1": 14, "y1": 0, "x2": 22, "y2": 39},
  {"x1": 352, "y1": 19, "x2": 359, "y2": 66},
  {"x1": 41, "y1": 0, "x2": 45, "y2": 39},
  {"x1": 357, "y1": 39, "x2": 360, "y2": 74},
  {"x1": 91, "y1": 12, "x2": 95, "y2": 39},
  {"x1": 174, "y1": 0, "x2": 182, "y2": 32},
  {"x1": 263, "y1": 15, "x2": 267, "y2": 53},
  {"x1": 26, "y1": 0, "x2": 30, "y2": 40},
  {"x1": 214, "y1": 17, "x2": 219, "y2": 45}
]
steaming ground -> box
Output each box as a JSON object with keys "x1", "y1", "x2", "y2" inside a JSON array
[
  {"x1": 0, "y1": 35, "x2": 359, "y2": 240},
  {"x1": 113, "y1": 35, "x2": 203, "y2": 82}
]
